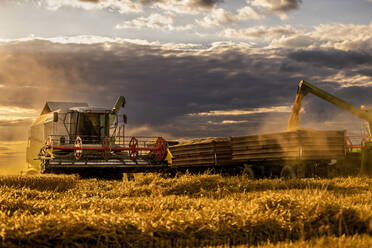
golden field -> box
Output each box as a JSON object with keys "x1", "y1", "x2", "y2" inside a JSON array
[{"x1": 0, "y1": 173, "x2": 371, "y2": 247}]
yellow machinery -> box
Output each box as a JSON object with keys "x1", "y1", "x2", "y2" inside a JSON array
[{"x1": 288, "y1": 80, "x2": 372, "y2": 176}]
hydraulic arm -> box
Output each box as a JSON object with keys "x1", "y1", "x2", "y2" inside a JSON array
[
  {"x1": 288, "y1": 80, "x2": 372, "y2": 134},
  {"x1": 112, "y1": 96, "x2": 126, "y2": 115}
]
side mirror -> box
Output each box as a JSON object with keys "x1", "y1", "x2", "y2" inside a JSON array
[
  {"x1": 53, "y1": 112, "x2": 59, "y2": 122},
  {"x1": 123, "y1": 114, "x2": 127, "y2": 124}
]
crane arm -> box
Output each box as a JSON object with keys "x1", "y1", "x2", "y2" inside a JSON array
[{"x1": 288, "y1": 80, "x2": 372, "y2": 130}]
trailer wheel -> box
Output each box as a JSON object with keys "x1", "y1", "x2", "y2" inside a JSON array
[
  {"x1": 241, "y1": 165, "x2": 255, "y2": 179},
  {"x1": 124, "y1": 173, "x2": 135, "y2": 181},
  {"x1": 280, "y1": 166, "x2": 296, "y2": 179}
]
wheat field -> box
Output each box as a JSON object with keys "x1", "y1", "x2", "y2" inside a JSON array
[{"x1": 0, "y1": 173, "x2": 371, "y2": 247}]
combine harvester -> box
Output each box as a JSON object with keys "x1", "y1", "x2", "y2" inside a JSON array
[
  {"x1": 171, "y1": 80, "x2": 372, "y2": 178},
  {"x1": 26, "y1": 97, "x2": 173, "y2": 179}
]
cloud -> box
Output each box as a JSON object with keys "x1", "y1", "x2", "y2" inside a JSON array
[
  {"x1": 197, "y1": 6, "x2": 263, "y2": 27},
  {"x1": 268, "y1": 23, "x2": 372, "y2": 51},
  {"x1": 0, "y1": 106, "x2": 38, "y2": 122},
  {"x1": 41, "y1": 0, "x2": 142, "y2": 13},
  {"x1": 0, "y1": 38, "x2": 294, "y2": 140},
  {"x1": 115, "y1": 13, "x2": 193, "y2": 31},
  {"x1": 185, "y1": 0, "x2": 223, "y2": 10},
  {"x1": 138, "y1": 0, "x2": 222, "y2": 9},
  {"x1": 188, "y1": 106, "x2": 292, "y2": 116},
  {"x1": 39, "y1": 0, "x2": 223, "y2": 14},
  {"x1": 221, "y1": 25, "x2": 299, "y2": 40},
  {"x1": 208, "y1": 120, "x2": 252, "y2": 125},
  {"x1": 144, "y1": 0, "x2": 223, "y2": 13},
  {"x1": 288, "y1": 49, "x2": 372, "y2": 70},
  {"x1": 0, "y1": 29, "x2": 371, "y2": 141},
  {"x1": 251, "y1": 0, "x2": 302, "y2": 18}
]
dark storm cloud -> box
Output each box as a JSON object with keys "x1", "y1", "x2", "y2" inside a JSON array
[
  {"x1": 288, "y1": 49, "x2": 372, "y2": 69},
  {"x1": 252, "y1": 0, "x2": 302, "y2": 15},
  {"x1": 77, "y1": 0, "x2": 222, "y2": 10},
  {"x1": 271, "y1": 0, "x2": 302, "y2": 13},
  {"x1": 78, "y1": 0, "x2": 99, "y2": 3},
  {"x1": 187, "y1": 0, "x2": 223, "y2": 9},
  {"x1": 138, "y1": 0, "x2": 223, "y2": 8},
  {"x1": 0, "y1": 38, "x2": 371, "y2": 140}
]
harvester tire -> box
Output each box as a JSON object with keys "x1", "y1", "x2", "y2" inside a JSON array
[
  {"x1": 280, "y1": 166, "x2": 296, "y2": 179},
  {"x1": 124, "y1": 173, "x2": 135, "y2": 181},
  {"x1": 39, "y1": 145, "x2": 52, "y2": 174},
  {"x1": 40, "y1": 160, "x2": 51, "y2": 174}
]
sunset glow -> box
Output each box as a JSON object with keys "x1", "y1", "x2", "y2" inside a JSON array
[{"x1": 0, "y1": 0, "x2": 372, "y2": 171}]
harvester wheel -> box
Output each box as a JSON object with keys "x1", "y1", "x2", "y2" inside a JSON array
[
  {"x1": 39, "y1": 146, "x2": 51, "y2": 174},
  {"x1": 280, "y1": 166, "x2": 296, "y2": 179},
  {"x1": 74, "y1": 136, "x2": 83, "y2": 160},
  {"x1": 155, "y1": 137, "x2": 167, "y2": 162},
  {"x1": 129, "y1": 137, "x2": 139, "y2": 161},
  {"x1": 102, "y1": 137, "x2": 111, "y2": 161},
  {"x1": 40, "y1": 159, "x2": 51, "y2": 174}
]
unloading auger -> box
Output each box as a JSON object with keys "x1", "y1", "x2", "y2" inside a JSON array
[{"x1": 288, "y1": 80, "x2": 372, "y2": 176}]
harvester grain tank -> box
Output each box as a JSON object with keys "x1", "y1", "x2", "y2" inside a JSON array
[{"x1": 26, "y1": 97, "x2": 172, "y2": 179}]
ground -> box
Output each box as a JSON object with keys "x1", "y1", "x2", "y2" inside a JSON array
[{"x1": 0, "y1": 173, "x2": 371, "y2": 247}]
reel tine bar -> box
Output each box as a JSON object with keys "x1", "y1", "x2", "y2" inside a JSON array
[
  {"x1": 155, "y1": 137, "x2": 167, "y2": 162},
  {"x1": 74, "y1": 136, "x2": 83, "y2": 160},
  {"x1": 129, "y1": 137, "x2": 139, "y2": 161}
]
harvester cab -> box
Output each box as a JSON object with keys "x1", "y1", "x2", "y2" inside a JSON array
[
  {"x1": 26, "y1": 96, "x2": 171, "y2": 178},
  {"x1": 65, "y1": 96, "x2": 125, "y2": 144},
  {"x1": 288, "y1": 80, "x2": 372, "y2": 176}
]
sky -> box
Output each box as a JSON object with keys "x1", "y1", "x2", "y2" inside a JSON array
[{"x1": 1, "y1": 0, "x2": 372, "y2": 172}]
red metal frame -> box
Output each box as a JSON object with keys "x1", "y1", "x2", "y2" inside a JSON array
[{"x1": 49, "y1": 136, "x2": 168, "y2": 162}]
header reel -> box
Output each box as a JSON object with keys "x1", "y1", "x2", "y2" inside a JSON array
[{"x1": 39, "y1": 136, "x2": 169, "y2": 165}]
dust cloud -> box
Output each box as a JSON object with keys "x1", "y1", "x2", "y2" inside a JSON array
[{"x1": 0, "y1": 141, "x2": 27, "y2": 175}]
